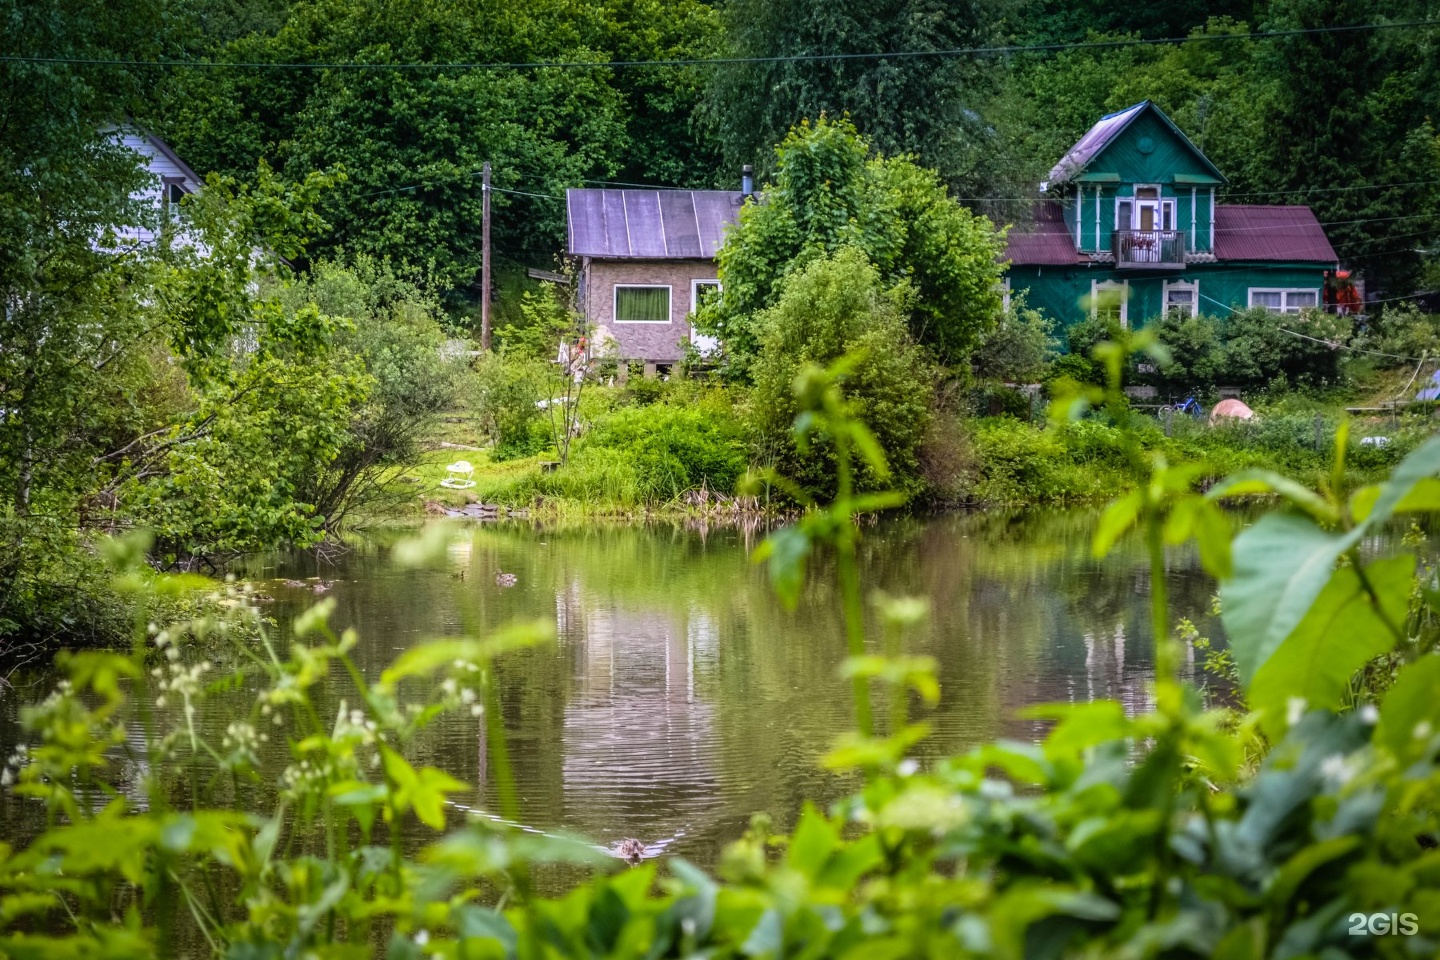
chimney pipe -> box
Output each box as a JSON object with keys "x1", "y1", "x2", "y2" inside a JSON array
[{"x1": 741, "y1": 164, "x2": 754, "y2": 198}]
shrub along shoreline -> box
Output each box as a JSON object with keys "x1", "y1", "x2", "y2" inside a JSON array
[{"x1": 374, "y1": 390, "x2": 1434, "y2": 522}]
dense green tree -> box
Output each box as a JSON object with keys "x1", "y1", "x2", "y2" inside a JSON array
[
  {"x1": 700, "y1": 0, "x2": 1007, "y2": 192},
  {"x1": 751, "y1": 247, "x2": 935, "y2": 496},
  {"x1": 1014, "y1": 0, "x2": 1257, "y2": 44},
  {"x1": 1244, "y1": 0, "x2": 1440, "y2": 292},
  {"x1": 154, "y1": 0, "x2": 723, "y2": 294},
  {"x1": 702, "y1": 117, "x2": 1005, "y2": 372}
]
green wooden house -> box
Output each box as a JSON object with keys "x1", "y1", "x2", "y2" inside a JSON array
[{"x1": 1003, "y1": 101, "x2": 1338, "y2": 329}]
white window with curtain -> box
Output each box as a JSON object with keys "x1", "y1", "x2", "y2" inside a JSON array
[
  {"x1": 614, "y1": 284, "x2": 671, "y2": 323},
  {"x1": 1090, "y1": 279, "x2": 1129, "y2": 327},
  {"x1": 1248, "y1": 288, "x2": 1319, "y2": 314},
  {"x1": 1163, "y1": 280, "x2": 1199, "y2": 318}
]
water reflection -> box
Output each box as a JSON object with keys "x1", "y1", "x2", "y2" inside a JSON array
[{"x1": 0, "y1": 509, "x2": 1226, "y2": 868}]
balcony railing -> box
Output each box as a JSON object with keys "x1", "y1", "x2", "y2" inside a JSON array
[{"x1": 1113, "y1": 230, "x2": 1186, "y2": 269}]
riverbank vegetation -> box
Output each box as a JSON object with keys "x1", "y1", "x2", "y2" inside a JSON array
[
  {"x1": 3, "y1": 349, "x2": 1439, "y2": 956},
  {"x1": 5, "y1": 0, "x2": 1440, "y2": 650}
]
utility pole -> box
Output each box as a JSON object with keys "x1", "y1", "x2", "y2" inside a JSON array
[{"x1": 481, "y1": 161, "x2": 492, "y2": 351}]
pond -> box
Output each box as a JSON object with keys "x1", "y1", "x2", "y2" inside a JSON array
[{"x1": 0, "y1": 509, "x2": 1226, "y2": 869}]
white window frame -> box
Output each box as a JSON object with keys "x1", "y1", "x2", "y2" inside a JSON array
[
  {"x1": 613, "y1": 283, "x2": 673, "y2": 324},
  {"x1": 1119, "y1": 186, "x2": 1174, "y2": 231},
  {"x1": 690, "y1": 279, "x2": 721, "y2": 313},
  {"x1": 1248, "y1": 287, "x2": 1320, "y2": 314},
  {"x1": 1163, "y1": 280, "x2": 1199, "y2": 318},
  {"x1": 1091, "y1": 279, "x2": 1129, "y2": 327},
  {"x1": 1000, "y1": 277, "x2": 1012, "y2": 312},
  {"x1": 689, "y1": 279, "x2": 722, "y2": 354}
]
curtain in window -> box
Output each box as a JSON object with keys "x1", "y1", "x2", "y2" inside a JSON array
[{"x1": 616, "y1": 287, "x2": 670, "y2": 322}]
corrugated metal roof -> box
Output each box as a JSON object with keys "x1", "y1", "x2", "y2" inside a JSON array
[
  {"x1": 1047, "y1": 103, "x2": 1148, "y2": 185},
  {"x1": 1214, "y1": 205, "x2": 1338, "y2": 263},
  {"x1": 566, "y1": 188, "x2": 744, "y2": 259},
  {"x1": 1002, "y1": 201, "x2": 1090, "y2": 266}
]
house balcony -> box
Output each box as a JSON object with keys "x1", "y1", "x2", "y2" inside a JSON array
[{"x1": 1113, "y1": 230, "x2": 1186, "y2": 269}]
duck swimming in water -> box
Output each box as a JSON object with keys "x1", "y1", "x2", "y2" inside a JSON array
[
  {"x1": 494, "y1": 571, "x2": 517, "y2": 587},
  {"x1": 615, "y1": 838, "x2": 646, "y2": 863}
]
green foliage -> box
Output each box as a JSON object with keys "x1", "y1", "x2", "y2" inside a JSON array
[
  {"x1": 703, "y1": 117, "x2": 1005, "y2": 371},
  {"x1": 122, "y1": 347, "x2": 372, "y2": 567},
  {"x1": 157, "y1": 0, "x2": 723, "y2": 288},
  {"x1": 749, "y1": 248, "x2": 934, "y2": 498},
  {"x1": 968, "y1": 418, "x2": 1137, "y2": 504},
  {"x1": 971, "y1": 294, "x2": 1058, "y2": 384},
  {"x1": 280, "y1": 259, "x2": 466, "y2": 525},
  {"x1": 1219, "y1": 307, "x2": 1352, "y2": 389},
  {"x1": 576, "y1": 405, "x2": 749, "y2": 500},
  {"x1": 1367, "y1": 303, "x2": 1440, "y2": 365},
  {"x1": 1140, "y1": 311, "x2": 1223, "y2": 394},
  {"x1": 472, "y1": 356, "x2": 552, "y2": 460},
  {"x1": 701, "y1": 0, "x2": 1003, "y2": 193},
  {"x1": 8, "y1": 350, "x2": 1440, "y2": 957}
]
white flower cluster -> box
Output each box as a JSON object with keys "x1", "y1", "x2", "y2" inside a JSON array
[
  {"x1": 446, "y1": 660, "x2": 484, "y2": 717},
  {"x1": 150, "y1": 659, "x2": 212, "y2": 712},
  {"x1": 221, "y1": 721, "x2": 266, "y2": 768},
  {"x1": 0, "y1": 744, "x2": 29, "y2": 787},
  {"x1": 280, "y1": 757, "x2": 336, "y2": 798}
]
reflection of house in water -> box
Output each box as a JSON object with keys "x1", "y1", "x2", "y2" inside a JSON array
[{"x1": 555, "y1": 582, "x2": 724, "y2": 845}]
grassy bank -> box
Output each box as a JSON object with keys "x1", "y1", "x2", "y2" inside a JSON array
[{"x1": 363, "y1": 384, "x2": 1437, "y2": 521}]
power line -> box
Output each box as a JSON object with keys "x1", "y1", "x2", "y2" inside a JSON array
[{"x1": 4, "y1": 20, "x2": 1437, "y2": 72}]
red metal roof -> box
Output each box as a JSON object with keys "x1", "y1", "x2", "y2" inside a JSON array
[
  {"x1": 1213, "y1": 205, "x2": 1337, "y2": 263},
  {"x1": 1002, "y1": 200, "x2": 1089, "y2": 266}
]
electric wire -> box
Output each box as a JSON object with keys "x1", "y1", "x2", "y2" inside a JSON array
[{"x1": 3, "y1": 20, "x2": 1437, "y2": 72}]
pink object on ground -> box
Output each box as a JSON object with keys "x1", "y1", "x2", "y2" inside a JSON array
[{"x1": 1209, "y1": 398, "x2": 1255, "y2": 421}]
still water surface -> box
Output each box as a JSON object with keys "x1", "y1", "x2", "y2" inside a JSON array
[{"x1": 0, "y1": 509, "x2": 1224, "y2": 867}]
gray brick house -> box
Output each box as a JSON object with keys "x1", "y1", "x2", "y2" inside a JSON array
[{"x1": 566, "y1": 188, "x2": 745, "y2": 367}]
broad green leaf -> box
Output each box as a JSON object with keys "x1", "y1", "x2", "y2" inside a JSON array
[
  {"x1": 1354, "y1": 434, "x2": 1440, "y2": 532},
  {"x1": 1266, "y1": 836, "x2": 1360, "y2": 909},
  {"x1": 754, "y1": 525, "x2": 812, "y2": 610},
  {"x1": 1092, "y1": 490, "x2": 1142, "y2": 559},
  {"x1": 1219, "y1": 513, "x2": 1351, "y2": 685},
  {"x1": 1349, "y1": 477, "x2": 1440, "y2": 523},
  {"x1": 1205, "y1": 469, "x2": 1338, "y2": 525},
  {"x1": 379, "y1": 745, "x2": 467, "y2": 829},
  {"x1": 1375, "y1": 654, "x2": 1440, "y2": 758},
  {"x1": 787, "y1": 803, "x2": 838, "y2": 880},
  {"x1": 1024, "y1": 700, "x2": 1131, "y2": 760},
  {"x1": 380, "y1": 622, "x2": 553, "y2": 687},
  {"x1": 1248, "y1": 555, "x2": 1412, "y2": 734}
]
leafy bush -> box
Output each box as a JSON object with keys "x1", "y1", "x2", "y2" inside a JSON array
[
  {"x1": 967, "y1": 418, "x2": 1133, "y2": 503},
  {"x1": 472, "y1": 355, "x2": 551, "y2": 460},
  {"x1": 575, "y1": 404, "x2": 749, "y2": 501},
  {"x1": 278, "y1": 259, "x2": 466, "y2": 525},
  {"x1": 701, "y1": 116, "x2": 1004, "y2": 371},
  {"x1": 1370, "y1": 302, "x2": 1440, "y2": 364},
  {"x1": 750, "y1": 248, "x2": 934, "y2": 497},
  {"x1": 1142, "y1": 311, "x2": 1223, "y2": 394},
  {"x1": 1219, "y1": 307, "x2": 1352, "y2": 388},
  {"x1": 971, "y1": 294, "x2": 1058, "y2": 383}
]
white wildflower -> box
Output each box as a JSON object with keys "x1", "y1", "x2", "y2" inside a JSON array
[
  {"x1": 1415, "y1": 721, "x2": 1434, "y2": 741},
  {"x1": 1286, "y1": 697, "x2": 1308, "y2": 728},
  {"x1": 1359, "y1": 704, "x2": 1380, "y2": 725},
  {"x1": 897, "y1": 759, "x2": 919, "y2": 777},
  {"x1": 1320, "y1": 753, "x2": 1356, "y2": 787}
]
